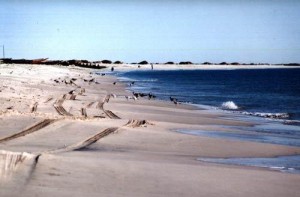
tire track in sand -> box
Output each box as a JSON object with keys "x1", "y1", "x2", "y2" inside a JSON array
[
  {"x1": 44, "y1": 119, "x2": 153, "y2": 154},
  {"x1": 96, "y1": 95, "x2": 120, "y2": 119},
  {"x1": 53, "y1": 98, "x2": 73, "y2": 116},
  {"x1": 104, "y1": 110, "x2": 120, "y2": 119},
  {"x1": 0, "y1": 119, "x2": 59, "y2": 143},
  {"x1": 46, "y1": 127, "x2": 119, "y2": 153}
]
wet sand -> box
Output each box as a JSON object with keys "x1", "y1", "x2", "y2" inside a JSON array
[{"x1": 0, "y1": 63, "x2": 300, "y2": 197}]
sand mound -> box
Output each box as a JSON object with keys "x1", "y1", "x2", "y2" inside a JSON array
[{"x1": 124, "y1": 119, "x2": 153, "y2": 128}]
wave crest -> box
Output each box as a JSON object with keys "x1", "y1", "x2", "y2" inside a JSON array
[
  {"x1": 221, "y1": 101, "x2": 239, "y2": 110},
  {"x1": 283, "y1": 120, "x2": 300, "y2": 126},
  {"x1": 242, "y1": 112, "x2": 290, "y2": 119},
  {"x1": 118, "y1": 77, "x2": 158, "y2": 82}
]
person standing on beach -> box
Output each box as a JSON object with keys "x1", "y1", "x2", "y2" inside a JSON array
[
  {"x1": 151, "y1": 63, "x2": 153, "y2": 70},
  {"x1": 111, "y1": 67, "x2": 114, "y2": 72}
]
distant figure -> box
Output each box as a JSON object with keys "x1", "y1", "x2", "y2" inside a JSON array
[
  {"x1": 169, "y1": 96, "x2": 177, "y2": 102},
  {"x1": 148, "y1": 93, "x2": 156, "y2": 100},
  {"x1": 151, "y1": 63, "x2": 153, "y2": 70},
  {"x1": 170, "y1": 96, "x2": 178, "y2": 105},
  {"x1": 133, "y1": 92, "x2": 139, "y2": 98},
  {"x1": 111, "y1": 67, "x2": 114, "y2": 72}
]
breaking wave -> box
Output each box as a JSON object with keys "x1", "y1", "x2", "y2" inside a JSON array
[
  {"x1": 219, "y1": 101, "x2": 291, "y2": 120},
  {"x1": 221, "y1": 101, "x2": 239, "y2": 110},
  {"x1": 118, "y1": 76, "x2": 158, "y2": 82},
  {"x1": 137, "y1": 79, "x2": 158, "y2": 82},
  {"x1": 220, "y1": 101, "x2": 290, "y2": 120},
  {"x1": 283, "y1": 120, "x2": 300, "y2": 126},
  {"x1": 241, "y1": 112, "x2": 290, "y2": 119}
]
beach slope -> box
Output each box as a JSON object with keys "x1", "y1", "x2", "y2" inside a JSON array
[{"x1": 0, "y1": 64, "x2": 299, "y2": 197}]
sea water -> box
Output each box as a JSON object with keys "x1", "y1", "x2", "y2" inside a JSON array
[
  {"x1": 197, "y1": 155, "x2": 300, "y2": 174},
  {"x1": 117, "y1": 68, "x2": 300, "y2": 122},
  {"x1": 115, "y1": 68, "x2": 300, "y2": 173}
]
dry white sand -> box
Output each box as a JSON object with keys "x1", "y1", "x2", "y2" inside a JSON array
[
  {"x1": 104, "y1": 63, "x2": 300, "y2": 71},
  {"x1": 0, "y1": 63, "x2": 299, "y2": 197}
]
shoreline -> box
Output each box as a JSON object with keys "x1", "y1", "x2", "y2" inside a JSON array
[
  {"x1": 114, "y1": 68, "x2": 300, "y2": 125},
  {"x1": 1, "y1": 64, "x2": 300, "y2": 197},
  {"x1": 197, "y1": 154, "x2": 300, "y2": 174},
  {"x1": 105, "y1": 63, "x2": 300, "y2": 71},
  {"x1": 2, "y1": 62, "x2": 300, "y2": 73}
]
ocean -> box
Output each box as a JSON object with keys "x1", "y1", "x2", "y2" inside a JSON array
[
  {"x1": 115, "y1": 68, "x2": 300, "y2": 173},
  {"x1": 118, "y1": 68, "x2": 300, "y2": 122}
]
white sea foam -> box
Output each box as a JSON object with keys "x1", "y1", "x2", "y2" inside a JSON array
[
  {"x1": 221, "y1": 101, "x2": 239, "y2": 110},
  {"x1": 242, "y1": 112, "x2": 290, "y2": 119},
  {"x1": 283, "y1": 120, "x2": 300, "y2": 125},
  {"x1": 117, "y1": 76, "x2": 135, "y2": 82},
  {"x1": 197, "y1": 155, "x2": 300, "y2": 174},
  {"x1": 137, "y1": 79, "x2": 158, "y2": 82},
  {"x1": 270, "y1": 166, "x2": 285, "y2": 170},
  {"x1": 118, "y1": 76, "x2": 157, "y2": 82}
]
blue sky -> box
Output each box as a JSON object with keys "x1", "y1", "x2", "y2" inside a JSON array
[{"x1": 1, "y1": 0, "x2": 300, "y2": 63}]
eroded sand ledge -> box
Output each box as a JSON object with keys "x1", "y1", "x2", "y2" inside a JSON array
[{"x1": 0, "y1": 64, "x2": 299, "y2": 197}]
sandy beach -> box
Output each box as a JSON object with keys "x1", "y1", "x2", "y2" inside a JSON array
[
  {"x1": 1, "y1": 63, "x2": 300, "y2": 197},
  {"x1": 103, "y1": 63, "x2": 300, "y2": 71}
]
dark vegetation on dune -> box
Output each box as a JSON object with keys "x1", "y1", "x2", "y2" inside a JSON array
[
  {"x1": 179, "y1": 61, "x2": 193, "y2": 65},
  {"x1": 101, "y1": 60, "x2": 112, "y2": 64},
  {"x1": 138, "y1": 60, "x2": 149, "y2": 65},
  {"x1": 0, "y1": 58, "x2": 299, "y2": 67},
  {"x1": 114, "y1": 60, "x2": 123, "y2": 64},
  {"x1": 0, "y1": 58, "x2": 109, "y2": 69},
  {"x1": 165, "y1": 61, "x2": 175, "y2": 64}
]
